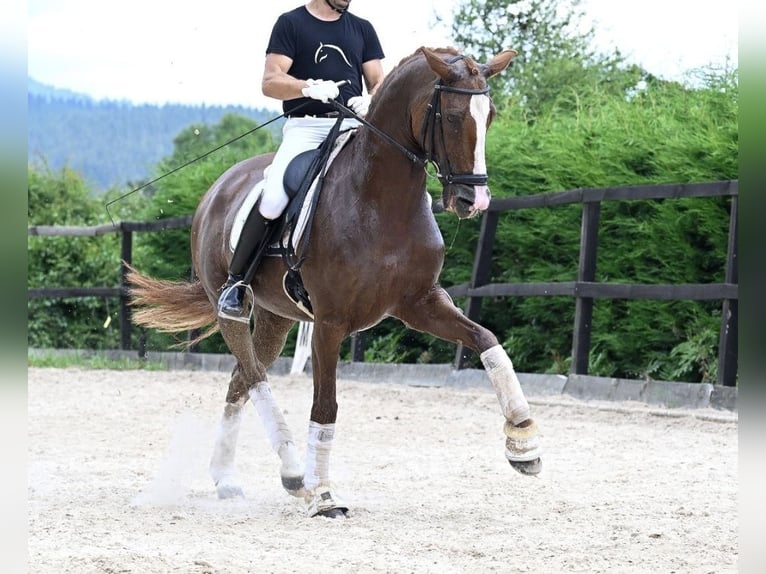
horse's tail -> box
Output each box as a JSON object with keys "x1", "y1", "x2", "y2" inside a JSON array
[{"x1": 125, "y1": 263, "x2": 219, "y2": 347}]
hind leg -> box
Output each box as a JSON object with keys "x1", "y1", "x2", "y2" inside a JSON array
[
  {"x1": 211, "y1": 306, "x2": 305, "y2": 498},
  {"x1": 395, "y1": 287, "x2": 542, "y2": 475},
  {"x1": 209, "y1": 369, "x2": 248, "y2": 498}
]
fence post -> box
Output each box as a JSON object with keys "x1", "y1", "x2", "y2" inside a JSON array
[
  {"x1": 454, "y1": 210, "x2": 499, "y2": 369},
  {"x1": 718, "y1": 195, "x2": 738, "y2": 386},
  {"x1": 119, "y1": 227, "x2": 133, "y2": 350},
  {"x1": 350, "y1": 331, "x2": 365, "y2": 362},
  {"x1": 571, "y1": 201, "x2": 601, "y2": 374}
]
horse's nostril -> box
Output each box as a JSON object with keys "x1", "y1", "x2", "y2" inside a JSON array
[{"x1": 456, "y1": 195, "x2": 474, "y2": 209}]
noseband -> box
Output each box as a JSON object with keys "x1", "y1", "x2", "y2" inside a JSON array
[{"x1": 420, "y1": 55, "x2": 491, "y2": 188}]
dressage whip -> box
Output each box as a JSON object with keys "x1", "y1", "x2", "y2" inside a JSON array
[{"x1": 102, "y1": 105, "x2": 314, "y2": 226}]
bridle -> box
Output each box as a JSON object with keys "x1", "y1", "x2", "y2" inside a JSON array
[
  {"x1": 330, "y1": 53, "x2": 492, "y2": 188},
  {"x1": 420, "y1": 55, "x2": 491, "y2": 188}
]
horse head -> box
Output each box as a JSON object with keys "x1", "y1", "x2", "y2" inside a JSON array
[{"x1": 415, "y1": 47, "x2": 516, "y2": 219}]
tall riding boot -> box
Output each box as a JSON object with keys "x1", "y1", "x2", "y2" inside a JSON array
[{"x1": 217, "y1": 202, "x2": 272, "y2": 322}]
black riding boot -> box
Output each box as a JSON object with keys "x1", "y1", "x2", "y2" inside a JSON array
[{"x1": 217, "y1": 203, "x2": 272, "y2": 322}]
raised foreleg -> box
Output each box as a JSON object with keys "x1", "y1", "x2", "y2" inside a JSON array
[{"x1": 395, "y1": 286, "x2": 542, "y2": 474}]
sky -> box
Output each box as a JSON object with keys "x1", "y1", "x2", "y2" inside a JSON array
[{"x1": 27, "y1": 0, "x2": 738, "y2": 112}]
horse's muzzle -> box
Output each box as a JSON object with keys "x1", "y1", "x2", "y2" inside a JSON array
[{"x1": 445, "y1": 183, "x2": 491, "y2": 219}]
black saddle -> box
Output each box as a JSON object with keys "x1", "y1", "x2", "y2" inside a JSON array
[{"x1": 283, "y1": 148, "x2": 322, "y2": 200}]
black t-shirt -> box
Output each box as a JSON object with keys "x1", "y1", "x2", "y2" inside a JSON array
[{"x1": 266, "y1": 6, "x2": 385, "y2": 116}]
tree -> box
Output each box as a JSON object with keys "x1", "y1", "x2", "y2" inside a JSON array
[
  {"x1": 444, "y1": 0, "x2": 631, "y2": 116},
  {"x1": 28, "y1": 165, "x2": 123, "y2": 349}
]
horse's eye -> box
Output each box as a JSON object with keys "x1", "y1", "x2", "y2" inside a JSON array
[{"x1": 445, "y1": 113, "x2": 459, "y2": 124}]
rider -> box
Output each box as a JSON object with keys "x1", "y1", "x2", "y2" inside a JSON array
[{"x1": 217, "y1": 0, "x2": 386, "y2": 322}]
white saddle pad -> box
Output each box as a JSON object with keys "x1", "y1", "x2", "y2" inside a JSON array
[{"x1": 230, "y1": 129, "x2": 356, "y2": 253}]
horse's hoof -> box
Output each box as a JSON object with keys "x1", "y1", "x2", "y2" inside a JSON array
[
  {"x1": 281, "y1": 475, "x2": 306, "y2": 498},
  {"x1": 216, "y1": 484, "x2": 245, "y2": 499},
  {"x1": 314, "y1": 507, "x2": 348, "y2": 519},
  {"x1": 305, "y1": 485, "x2": 348, "y2": 518},
  {"x1": 504, "y1": 419, "x2": 542, "y2": 473},
  {"x1": 509, "y1": 457, "x2": 542, "y2": 476}
]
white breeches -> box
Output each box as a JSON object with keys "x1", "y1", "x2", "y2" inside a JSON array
[{"x1": 258, "y1": 117, "x2": 360, "y2": 220}]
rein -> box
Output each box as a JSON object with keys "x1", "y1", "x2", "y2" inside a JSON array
[{"x1": 329, "y1": 100, "x2": 423, "y2": 165}]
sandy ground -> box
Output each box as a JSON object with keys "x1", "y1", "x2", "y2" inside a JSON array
[{"x1": 28, "y1": 367, "x2": 738, "y2": 574}]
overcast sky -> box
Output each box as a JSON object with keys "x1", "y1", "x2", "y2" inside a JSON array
[{"x1": 27, "y1": 0, "x2": 738, "y2": 111}]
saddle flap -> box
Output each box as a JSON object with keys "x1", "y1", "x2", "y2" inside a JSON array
[{"x1": 283, "y1": 148, "x2": 322, "y2": 199}]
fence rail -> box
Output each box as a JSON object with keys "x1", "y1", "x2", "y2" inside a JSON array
[{"x1": 28, "y1": 181, "x2": 738, "y2": 386}]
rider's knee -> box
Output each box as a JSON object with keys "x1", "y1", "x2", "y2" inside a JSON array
[{"x1": 259, "y1": 188, "x2": 289, "y2": 220}]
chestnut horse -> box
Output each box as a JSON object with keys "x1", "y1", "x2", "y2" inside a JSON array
[{"x1": 128, "y1": 47, "x2": 542, "y2": 518}]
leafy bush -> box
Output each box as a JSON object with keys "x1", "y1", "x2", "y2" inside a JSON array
[
  {"x1": 27, "y1": 57, "x2": 738, "y2": 383},
  {"x1": 28, "y1": 165, "x2": 124, "y2": 349}
]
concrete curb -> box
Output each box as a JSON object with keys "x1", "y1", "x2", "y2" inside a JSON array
[{"x1": 28, "y1": 348, "x2": 737, "y2": 412}]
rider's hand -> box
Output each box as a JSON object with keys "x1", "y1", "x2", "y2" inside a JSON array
[
  {"x1": 348, "y1": 95, "x2": 371, "y2": 117},
  {"x1": 301, "y1": 79, "x2": 340, "y2": 103}
]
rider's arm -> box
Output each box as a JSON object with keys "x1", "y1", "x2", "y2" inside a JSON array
[
  {"x1": 261, "y1": 53, "x2": 308, "y2": 101},
  {"x1": 362, "y1": 59, "x2": 385, "y2": 96}
]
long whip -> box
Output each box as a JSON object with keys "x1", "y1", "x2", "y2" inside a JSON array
[{"x1": 102, "y1": 107, "x2": 307, "y2": 225}]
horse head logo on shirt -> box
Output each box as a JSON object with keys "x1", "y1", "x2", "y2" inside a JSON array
[{"x1": 314, "y1": 42, "x2": 352, "y2": 68}]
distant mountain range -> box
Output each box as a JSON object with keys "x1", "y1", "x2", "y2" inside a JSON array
[{"x1": 28, "y1": 77, "x2": 281, "y2": 192}]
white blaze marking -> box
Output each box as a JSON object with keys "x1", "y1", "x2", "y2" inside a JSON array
[{"x1": 469, "y1": 94, "x2": 491, "y2": 211}]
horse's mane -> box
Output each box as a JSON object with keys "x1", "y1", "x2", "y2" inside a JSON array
[
  {"x1": 371, "y1": 46, "x2": 461, "y2": 109},
  {"x1": 393, "y1": 45, "x2": 460, "y2": 69}
]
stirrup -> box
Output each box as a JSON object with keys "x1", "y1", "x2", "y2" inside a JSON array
[
  {"x1": 217, "y1": 280, "x2": 253, "y2": 324},
  {"x1": 282, "y1": 272, "x2": 314, "y2": 319}
]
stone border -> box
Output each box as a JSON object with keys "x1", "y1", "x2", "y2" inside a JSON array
[{"x1": 28, "y1": 348, "x2": 737, "y2": 412}]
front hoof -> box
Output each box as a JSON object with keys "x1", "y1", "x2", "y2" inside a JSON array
[
  {"x1": 509, "y1": 457, "x2": 542, "y2": 476},
  {"x1": 504, "y1": 418, "x2": 542, "y2": 472},
  {"x1": 305, "y1": 485, "x2": 349, "y2": 518},
  {"x1": 281, "y1": 474, "x2": 306, "y2": 498},
  {"x1": 216, "y1": 483, "x2": 245, "y2": 499},
  {"x1": 314, "y1": 507, "x2": 348, "y2": 519}
]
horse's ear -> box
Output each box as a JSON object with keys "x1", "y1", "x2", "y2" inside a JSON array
[
  {"x1": 483, "y1": 50, "x2": 518, "y2": 79},
  {"x1": 420, "y1": 46, "x2": 452, "y2": 81}
]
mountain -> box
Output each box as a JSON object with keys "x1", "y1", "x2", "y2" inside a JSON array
[
  {"x1": 27, "y1": 78, "x2": 282, "y2": 192},
  {"x1": 28, "y1": 77, "x2": 96, "y2": 104}
]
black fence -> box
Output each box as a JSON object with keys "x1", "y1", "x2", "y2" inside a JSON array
[{"x1": 28, "y1": 180, "x2": 738, "y2": 386}]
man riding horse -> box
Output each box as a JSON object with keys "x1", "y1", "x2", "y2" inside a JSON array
[{"x1": 217, "y1": 0, "x2": 385, "y2": 322}]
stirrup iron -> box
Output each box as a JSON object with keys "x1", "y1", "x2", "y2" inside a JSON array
[{"x1": 217, "y1": 280, "x2": 254, "y2": 323}]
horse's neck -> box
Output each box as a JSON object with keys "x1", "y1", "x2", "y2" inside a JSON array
[{"x1": 345, "y1": 123, "x2": 428, "y2": 212}]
